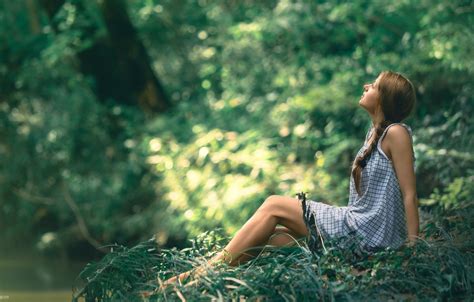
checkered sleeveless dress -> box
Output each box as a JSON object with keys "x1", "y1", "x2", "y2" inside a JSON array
[{"x1": 300, "y1": 123, "x2": 416, "y2": 253}]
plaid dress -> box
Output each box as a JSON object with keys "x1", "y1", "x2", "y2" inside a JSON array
[{"x1": 300, "y1": 123, "x2": 416, "y2": 253}]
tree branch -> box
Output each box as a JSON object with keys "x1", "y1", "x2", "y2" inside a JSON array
[{"x1": 61, "y1": 182, "x2": 107, "y2": 253}]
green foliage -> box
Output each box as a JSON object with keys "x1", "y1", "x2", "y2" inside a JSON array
[
  {"x1": 420, "y1": 176, "x2": 473, "y2": 210},
  {"x1": 0, "y1": 0, "x2": 472, "y2": 267}
]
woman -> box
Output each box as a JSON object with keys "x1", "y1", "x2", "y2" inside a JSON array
[{"x1": 161, "y1": 70, "x2": 419, "y2": 288}]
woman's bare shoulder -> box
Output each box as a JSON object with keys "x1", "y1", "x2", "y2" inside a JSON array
[
  {"x1": 385, "y1": 124, "x2": 414, "y2": 164},
  {"x1": 385, "y1": 124, "x2": 412, "y2": 145}
]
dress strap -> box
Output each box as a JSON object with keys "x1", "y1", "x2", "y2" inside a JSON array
[
  {"x1": 365, "y1": 123, "x2": 412, "y2": 146},
  {"x1": 377, "y1": 123, "x2": 416, "y2": 165},
  {"x1": 379, "y1": 123, "x2": 413, "y2": 142}
]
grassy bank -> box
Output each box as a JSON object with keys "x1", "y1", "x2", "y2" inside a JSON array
[{"x1": 72, "y1": 198, "x2": 473, "y2": 301}]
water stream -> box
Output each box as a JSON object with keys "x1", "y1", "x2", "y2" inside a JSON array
[{"x1": 0, "y1": 254, "x2": 88, "y2": 302}]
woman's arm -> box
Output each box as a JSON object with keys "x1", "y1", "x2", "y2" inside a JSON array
[{"x1": 385, "y1": 125, "x2": 419, "y2": 244}]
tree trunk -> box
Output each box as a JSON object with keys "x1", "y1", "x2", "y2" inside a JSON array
[
  {"x1": 26, "y1": 0, "x2": 41, "y2": 34},
  {"x1": 39, "y1": 0, "x2": 171, "y2": 114}
]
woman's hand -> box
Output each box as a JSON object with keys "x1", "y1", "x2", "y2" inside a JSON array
[{"x1": 405, "y1": 234, "x2": 420, "y2": 248}]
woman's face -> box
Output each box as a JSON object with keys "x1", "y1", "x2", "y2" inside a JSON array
[{"x1": 359, "y1": 76, "x2": 381, "y2": 116}]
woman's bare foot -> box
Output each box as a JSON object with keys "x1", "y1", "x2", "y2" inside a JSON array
[
  {"x1": 161, "y1": 270, "x2": 193, "y2": 288},
  {"x1": 165, "y1": 250, "x2": 233, "y2": 286},
  {"x1": 139, "y1": 249, "x2": 234, "y2": 298},
  {"x1": 138, "y1": 270, "x2": 193, "y2": 298}
]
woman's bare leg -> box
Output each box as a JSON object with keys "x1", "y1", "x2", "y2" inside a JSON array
[
  {"x1": 232, "y1": 226, "x2": 303, "y2": 265},
  {"x1": 162, "y1": 195, "x2": 308, "y2": 286},
  {"x1": 160, "y1": 227, "x2": 304, "y2": 288}
]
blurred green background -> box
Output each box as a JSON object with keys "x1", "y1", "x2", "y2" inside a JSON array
[{"x1": 0, "y1": 0, "x2": 472, "y2": 300}]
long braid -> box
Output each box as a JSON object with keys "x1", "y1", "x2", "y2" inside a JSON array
[{"x1": 351, "y1": 120, "x2": 391, "y2": 196}]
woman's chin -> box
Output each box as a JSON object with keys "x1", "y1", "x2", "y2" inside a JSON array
[{"x1": 359, "y1": 103, "x2": 371, "y2": 114}]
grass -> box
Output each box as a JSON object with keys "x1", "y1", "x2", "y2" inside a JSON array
[{"x1": 72, "y1": 201, "x2": 474, "y2": 302}]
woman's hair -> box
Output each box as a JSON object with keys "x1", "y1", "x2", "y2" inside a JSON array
[{"x1": 351, "y1": 71, "x2": 416, "y2": 196}]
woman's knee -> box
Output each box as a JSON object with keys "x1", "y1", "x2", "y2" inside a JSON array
[
  {"x1": 259, "y1": 195, "x2": 308, "y2": 237},
  {"x1": 259, "y1": 195, "x2": 282, "y2": 215}
]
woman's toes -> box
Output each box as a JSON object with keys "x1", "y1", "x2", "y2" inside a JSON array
[
  {"x1": 139, "y1": 289, "x2": 155, "y2": 298},
  {"x1": 184, "y1": 279, "x2": 199, "y2": 288}
]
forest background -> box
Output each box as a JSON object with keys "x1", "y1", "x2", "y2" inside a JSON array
[{"x1": 0, "y1": 0, "x2": 472, "y2": 300}]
